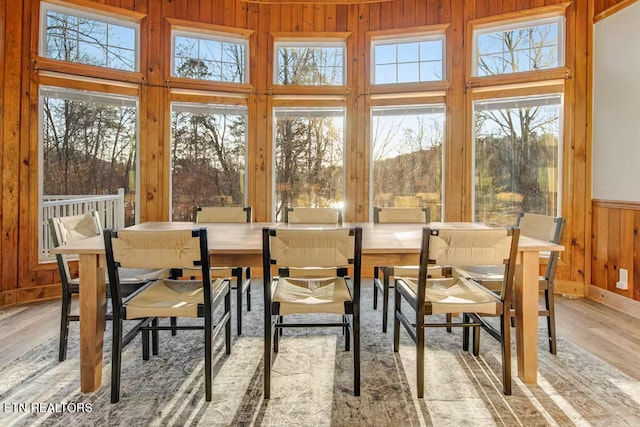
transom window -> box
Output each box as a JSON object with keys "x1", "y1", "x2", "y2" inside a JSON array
[
  {"x1": 40, "y1": 2, "x2": 139, "y2": 72},
  {"x1": 371, "y1": 36, "x2": 444, "y2": 84},
  {"x1": 170, "y1": 102, "x2": 248, "y2": 221},
  {"x1": 474, "y1": 16, "x2": 564, "y2": 77},
  {"x1": 473, "y1": 94, "x2": 563, "y2": 226},
  {"x1": 273, "y1": 107, "x2": 345, "y2": 220},
  {"x1": 274, "y1": 42, "x2": 345, "y2": 86},
  {"x1": 371, "y1": 104, "x2": 445, "y2": 220},
  {"x1": 172, "y1": 31, "x2": 248, "y2": 83}
]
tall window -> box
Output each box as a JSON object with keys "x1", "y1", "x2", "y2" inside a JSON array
[
  {"x1": 40, "y1": 2, "x2": 139, "y2": 71},
  {"x1": 172, "y1": 31, "x2": 248, "y2": 83},
  {"x1": 474, "y1": 16, "x2": 564, "y2": 77},
  {"x1": 274, "y1": 42, "x2": 346, "y2": 85},
  {"x1": 473, "y1": 95, "x2": 562, "y2": 226},
  {"x1": 273, "y1": 107, "x2": 345, "y2": 220},
  {"x1": 371, "y1": 104, "x2": 445, "y2": 220},
  {"x1": 170, "y1": 103, "x2": 247, "y2": 221},
  {"x1": 371, "y1": 36, "x2": 445, "y2": 84}
]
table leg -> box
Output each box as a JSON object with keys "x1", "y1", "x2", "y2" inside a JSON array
[
  {"x1": 79, "y1": 254, "x2": 106, "y2": 392},
  {"x1": 514, "y1": 250, "x2": 539, "y2": 384}
]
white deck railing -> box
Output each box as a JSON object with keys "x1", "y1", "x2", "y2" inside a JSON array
[{"x1": 41, "y1": 188, "x2": 126, "y2": 261}]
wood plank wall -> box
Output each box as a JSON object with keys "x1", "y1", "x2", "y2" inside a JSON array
[{"x1": 0, "y1": 0, "x2": 590, "y2": 306}]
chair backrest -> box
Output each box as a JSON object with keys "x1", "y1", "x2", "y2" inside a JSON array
[
  {"x1": 516, "y1": 212, "x2": 564, "y2": 282},
  {"x1": 104, "y1": 228, "x2": 211, "y2": 314},
  {"x1": 418, "y1": 227, "x2": 520, "y2": 303},
  {"x1": 262, "y1": 226, "x2": 362, "y2": 306},
  {"x1": 284, "y1": 207, "x2": 342, "y2": 224},
  {"x1": 194, "y1": 206, "x2": 252, "y2": 223},
  {"x1": 49, "y1": 211, "x2": 102, "y2": 287},
  {"x1": 373, "y1": 207, "x2": 430, "y2": 224}
]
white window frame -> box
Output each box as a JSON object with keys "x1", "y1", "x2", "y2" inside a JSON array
[
  {"x1": 369, "y1": 103, "x2": 446, "y2": 220},
  {"x1": 171, "y1": 30, "x2": 250, "y2": 84},
  {"x1": 472, "y1": 15, "x2": 565, "y2": 78},
  {"x1": 38, "y1": 85, "x2": 140, "y2": 260},
  {"x1": 169, "y1": 101, "x2": 249, "y2": 218},
  {"x1": 39, "y1": 1, "x2": 140, "y2": 72},
  {"x1": 471, "y1": 93, "x2": 564, "y2": 221},
  {"x1": 272, "y1": 106, "x2": 347, "y2": 219},
  {"x1": 370, "y1": 34, "x2": 446, "y2": 84},
  {"x1": 273, "y1": 41, "x2": 347, "y2": 86}
]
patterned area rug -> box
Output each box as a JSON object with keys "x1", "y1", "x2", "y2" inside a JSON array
[{"x1": 1, "y1": 281, "x2": 640, "y2": 426}]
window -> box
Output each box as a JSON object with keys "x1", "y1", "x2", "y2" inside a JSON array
[
  {"x1": 40, "y1": 2, "x2": 139, "y2": 72},
  {"x1": 170, "y1": 103, "x2": 248, "y2": 221},
  {"x1": 172, "y1": 31, "x2": 248, "y2": 83},
  {"x1": 474, "y1": 17, "x2": 564, "y2": 77},
  {"x1": 273, "y1": 107, "x2": 345, "y2": 220},
  {"x1": 371, "y1": 104, "x2": 445, "y2": 220},
  {"x1": 473, "y1": 94, "x2": 562, "y2": 226},
  {"x1": 40, "y1": 86, "x2": 139, "y2": 257},
  {"x1": 371, "y1": 36, "x2": 444, "y2": 84},
  {"x1": 275, "y1": 42, "x2": 345, "y2": 85}
]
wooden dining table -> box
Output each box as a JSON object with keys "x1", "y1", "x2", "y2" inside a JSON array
[{"x1": 49, "y1": 221, "x2": 563, "y2": 393}]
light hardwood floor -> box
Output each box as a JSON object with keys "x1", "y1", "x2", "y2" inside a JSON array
[{"x1": 2, "y1": 288, "x2": 640, "y2": 381}]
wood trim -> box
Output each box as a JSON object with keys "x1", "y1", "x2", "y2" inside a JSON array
[
  {"x1": 556, "y1": 280, "x2": 585, "y2": 297},
  {"x1": 470, "y1": 81, "x2": 565, "y2": 100},
  {"x1": 33, "y1": 57, "x2": 146, "y2": 84},
  {"x1": 270, "y1": 31, "x2": 351, "y2": 40},
  {"x1": 587, "y1": 284, "x2": 640, "y2": 321},
  {"x1": 41, "y1": 0, "x2": 147, "y2": 23},
  {"x1": 594, "y1": 0, "x2": 640, "y2": 23},
  {"x1": 243, "y1": 0, "x2": 391, "y2": 4},
  {"x1": 169, "y1": 90, "x2": 249, "y2": 105},
  {"x1": 37, "y1": 72, "x2": 140, "y2": 97},
  {"x1": 366, "y1": 81, "x2": 449, "y2": 95},
  {"x1": 368, "y1": 94, "x2": 446, "y2": 107},
  {"x1": 268, "y1": 85, "x2": 350, "y2": 95},
  {"x1": 593, "y1": 199, "x2": 640, "y2": 210},
  {"x1": 166, "y1": 77, "x2": 253, "y2": 94},
  {"x1": 468, "y1": 3, "x2": 572, "y2": 29},
  {"x1": 366, "y1": 23, "x2": 449, "y2": 39},
  {"x1": 467, "y1": 69, "x2": 570, "y2": 89},
  {"x1": 166, "y1": 17, "x2": 255, "y2": 38},
  {"x1": 271, "y1": 96, "x2": 347, "y2": 107}
]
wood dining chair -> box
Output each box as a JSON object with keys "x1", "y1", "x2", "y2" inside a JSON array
[
  {"x1": 284, "y1": 206, "x2": 343, "y2": 224},
  {"x1": 193, "y1": 206, "x2": 252, "y2": 335},
  {"x1": 49, "y1": 211, "x2": 167, "y2": 362},
  {"x1": 454, "y1": 212, "x2": 565, "y2": 354},
  {"x1": 262, "y1": 226, "x2": 362, "y2": 398},
  {"x1": 372, "y1": 206, "x2": 431, "y2": 333},
  {"x1": 104, "y1": 227, "x2": 231, "y2": 403},
  {"x1": 394, "y1": 227, "x2": 520, "y2": 397}
]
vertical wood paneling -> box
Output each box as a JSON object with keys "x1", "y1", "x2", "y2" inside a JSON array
[
  {"x1": 379, "y1": 1, "x2": 393, "y2": 29},
  {"x1": 368, "y1": 2, "x2": 380, "y2": 31},
  {"x1": 0, "y1": 0, "x2": 7, "y2": 296},
  {"x1": 403, "y1": 0, "x2": 415, "y2": 27},
  {"x1": 634, "y1": 211, "x2": 640, "y2": 301},
  {"x1": 313, "y1": 4, "x2": 325, "y2": 31},
  {"x1": 426, "y1": 0, "x2": 439, "y2": 25},
  {"x1": 607, "y1": 209, "x2": 621, "y2": 293},
  {"x1": 620, "y1": 210, "x2": 634, "y2": 298}
]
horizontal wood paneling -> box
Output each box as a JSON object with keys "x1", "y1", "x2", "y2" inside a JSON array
[{"x1": 1, "y1": 0, "x2": 590, "y2": 307}]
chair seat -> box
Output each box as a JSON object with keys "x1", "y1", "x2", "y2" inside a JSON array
[
  {"x1": 125, "y1": 278, "x2": 226, "y2": 319},
  {"x1": 274, "y1": 276, "x2": 351, "y2": 315},
  {"x1": 400, "y1": 276, "x2": 500, "y2": 315},
  {"x1": 453, "y1": 266, "x2": 548, "y2": 289}
]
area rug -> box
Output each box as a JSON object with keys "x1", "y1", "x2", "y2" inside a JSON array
[{"x1": 1, "y1": 281, "x2": 640, "y2": 426}]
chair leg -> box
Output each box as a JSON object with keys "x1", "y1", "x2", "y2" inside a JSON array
[
  {"x1": 246, "y1": 268, "x2": 252, "y2": 312},
  {"x1": 546, "y1": 287, "x2": 557, "y2": 354},
  {"x1": 472, "y1": 325, "x2": 480, "y2": 357},
  {"x1": 264, "y1": 314, "x2": 272, "y2": 399},
  {"x1": 462, "y1": 314, "x2": 470, "y2": 352},
  {"x1": 142, "y1": 328, "x2": 150, "y2": 361},
  {"x1": 235, "y1": 270, "x2": 243, "y2": 336},
  {"x1": 59, "y1": 291, "x2": 71, "y2": 362},
  {"x1": 353, "y1": 311, "x2": 361, "y2": 396},
  {"x1": 170, "y1": 317, "x2": 177, "y2": 336},
  {"x1": 500, "y1": 314, "x2": 512, "y2": 395},
  {"x1": 373, "y1": 266, "x2": 379, "y2": 310},
  {"x1": 446, "y1": 313, "x2": 452, "y2": 333},
  {"x1": 382, "y1": 270, "x2": 390, "y2": 333},
  {"x1": 393, "y1": 286, "x2": 401, "y2": 352},
  {"x1": 345, "y1": 315, "x2": 351, "y2": 351},
  {"x1": 111, "y1": 318, "x2": 124, "y2": 403},
  {"x1": 205, "y1": 310, "x2": 213, "y2": 402},
  {"x1": 278, "y1": 315, "x2": 284, "y2": 337},
  {"x1": 416, "y1": 312, "x2": 425, "y2": 399},
  {"x1": 225, "y1": 285, "x2": 231, "y2": 355},
  {"x1": 151, "y1": 318, "x2": 159, "y2": 356}
]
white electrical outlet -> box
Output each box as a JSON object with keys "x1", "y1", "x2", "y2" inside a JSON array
[{"x1": 616, "y1": 268, "x2": 629, "y2": 290}]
